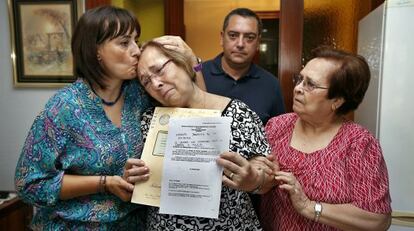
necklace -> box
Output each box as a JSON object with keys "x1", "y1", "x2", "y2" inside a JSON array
[{"x1": 92, "y1": 83, "x2": 125, "y2": 106}]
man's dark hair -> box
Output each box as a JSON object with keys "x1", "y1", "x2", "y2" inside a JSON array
[{"x1": 222, "y1": 8, "x2": 262, "y2": 36}]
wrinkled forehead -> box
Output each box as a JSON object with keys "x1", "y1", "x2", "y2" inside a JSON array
[
  {"x1": 137, "y1": 46, "x2": 165, "y2": 74},
  {"x1": 226, "y1": 15, "x2": 259, "y2": 34},
  {"x1": 302, "y1": 58, "x2": 340, "y2": 82}
]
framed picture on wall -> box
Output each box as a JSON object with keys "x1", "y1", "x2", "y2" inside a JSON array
[{"x1": 7, "y1": 0, "x2": 84, "y2": 87}]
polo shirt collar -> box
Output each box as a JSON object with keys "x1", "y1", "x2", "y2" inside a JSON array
[{"x1": 210, "y1": 53, "x2": 260, "y2": 79}]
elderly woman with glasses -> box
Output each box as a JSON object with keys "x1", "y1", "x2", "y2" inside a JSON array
[
  {"x1": 259, "y1": 46, "x2": 392, "y2": 231},
  {"x1": 122, "y1": 40, "x2": 278, "y2": 230}
]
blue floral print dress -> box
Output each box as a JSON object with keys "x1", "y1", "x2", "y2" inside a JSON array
[{"x1": 15, "y1": 79, "x2": 151, "y2": 230}]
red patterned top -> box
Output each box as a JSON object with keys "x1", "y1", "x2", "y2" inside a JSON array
[{"x1": 260, "y1": 113, "x2": 392, "y2": 231}]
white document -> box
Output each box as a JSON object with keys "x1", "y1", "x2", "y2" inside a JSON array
[
  {"x1": 159, "y1": 117, "x2": 232, "y2": 219},
  {"x1": 132, "y1": 107, "x2": 221, "y2": 207}
]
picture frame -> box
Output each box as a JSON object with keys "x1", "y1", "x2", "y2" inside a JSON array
[{"x1": 8, "y1": 0, "x2": 84, "y2": 87}]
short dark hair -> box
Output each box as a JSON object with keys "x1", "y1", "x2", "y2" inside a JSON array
[
  {"x1": 311, "y1": 46, "x2": 371, "y2": 115},
  {"x1": 71, "y1": 6, "x2": 140, "y2": 89},
  {"x1": 222, "y1": 8, "x2": 262, "y2": 36}
]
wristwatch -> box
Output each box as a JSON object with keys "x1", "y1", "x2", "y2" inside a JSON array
[
  {"x1": 193, "y1": 57, "x2": 202, "y2": 72},
  {"x1": 314, "y1": 202, "x2": 323, "y2": 222}
]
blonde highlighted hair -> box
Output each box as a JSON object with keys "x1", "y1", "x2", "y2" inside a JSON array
[{"x1": 139, "y1": 41, "x2": 196, "y2": 81}]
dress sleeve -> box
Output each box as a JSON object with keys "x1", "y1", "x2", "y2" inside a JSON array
[
  {"x1": 229, "y1": 101, "x2": 271, "y2": 159},
  {"x1": 348, "y1": 131, "x2": 392, "y2": 214},
  {"x1": 140, "y1": 108, "x2": 154, "y2": 142},
  {"x1": 265, "y1": 115, "x2": 281, "y2": 147},
  {"x1": 15, "y1": 106, "x2": 67, "y2": 207}
]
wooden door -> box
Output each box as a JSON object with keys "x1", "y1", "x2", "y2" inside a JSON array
[{"x1": 85, "y1": 0, "x2": 110, "y2": 10}]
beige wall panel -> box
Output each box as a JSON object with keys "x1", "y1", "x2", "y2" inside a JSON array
[
  {"x1": 234, "y1": 0, "x2": 279, "y2": 11},
  {"x1": 113, "y1": 0, "x2": 164, "y2": 43},
  {"x1": 185, "y1": 0, "x2": 280, "y2": 60}
]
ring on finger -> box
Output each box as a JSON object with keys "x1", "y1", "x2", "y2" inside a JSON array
[{"x1": 229, "y1": 172, "x2": 234, "y2": 180}]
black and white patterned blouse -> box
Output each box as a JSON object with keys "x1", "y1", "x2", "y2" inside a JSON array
[{"x1": 141, "y1": 99, "x2": 271, "y2": 231}]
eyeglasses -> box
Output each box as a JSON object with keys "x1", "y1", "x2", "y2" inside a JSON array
[
  {"x1": 293, "y1": 74, "x2": 329, "y2": 92},
  {"x1": 140, "y1": 59, "x2": 172, "y2": 88}
]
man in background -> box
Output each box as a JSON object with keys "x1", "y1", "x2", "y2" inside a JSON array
[{"x1": 202, "y1": 8, "x2": 285, "y2": 125}]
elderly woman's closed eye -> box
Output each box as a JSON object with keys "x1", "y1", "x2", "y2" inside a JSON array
[
  {"x1": 127, "y1": 40, "x2": 276, "y2": 231},
  {"x1": 138, "y1": 59, "x2": 173, "y2": 88}
]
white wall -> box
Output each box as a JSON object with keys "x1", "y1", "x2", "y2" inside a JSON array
[{"x1": 0, "y1": 0, "x2": 56, "y2": 191}]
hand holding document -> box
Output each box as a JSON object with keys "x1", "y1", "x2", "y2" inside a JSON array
[
  {"x1": 159, "y1": 117, "x2": 231, "y2": 219},
  {"x1": 131, "y1": 107, "x2": 221, "y2": 207}
]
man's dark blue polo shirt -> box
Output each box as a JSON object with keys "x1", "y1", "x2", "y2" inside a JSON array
[{"x1": 202, "y1": 53, "x2": 285, "y2": 125}]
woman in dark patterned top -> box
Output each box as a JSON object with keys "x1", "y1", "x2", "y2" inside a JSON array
[{"x1": 124, "y1": 40, "x2": 276, "y2": 230}]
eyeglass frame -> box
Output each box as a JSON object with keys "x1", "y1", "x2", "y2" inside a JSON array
[
  {"x1": 139, "y1": 59, "x2": 173, "y2": 88},
  {"x1": 292, "y1": 74, "x2": 329, "y2": 92}
]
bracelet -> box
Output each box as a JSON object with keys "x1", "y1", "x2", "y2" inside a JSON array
[
  {"x1": 250, "y1": 168, "x2": 265, "y2": 194},
  {"x1": 193, "y1": 57, "x2": 202, "y2": 72},
  {"x1": 102, "y1": 175, "x2": 107, "y2": 192},
  {"x1": 99, "y1": 175, "x2": 107, "y2": 193},
  {"x1": 314, "y1": 201, "x2": 323, "y2": 222}
]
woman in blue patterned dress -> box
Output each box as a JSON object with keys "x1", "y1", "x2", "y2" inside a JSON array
[
  {"x1": 15, "y1": 6, "x2": 151, "y2": 230},
  {"x1": 122, "y1": 41, "x2": 277, "y2": 230}
]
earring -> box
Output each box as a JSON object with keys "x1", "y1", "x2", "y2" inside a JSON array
[
  {"x1": 331, "y1": 104, "x2": 336, "y2": 112},
  {"x1": 97, "y1": 55, "x2": 102, "y2": 62}
]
